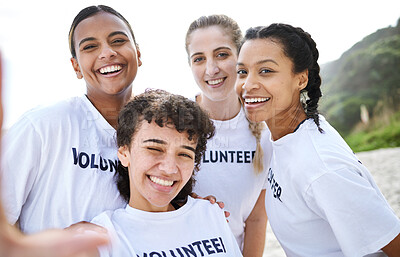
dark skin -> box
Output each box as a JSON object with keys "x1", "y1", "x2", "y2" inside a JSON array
[
  {"x1": 236, "y1": 38, "x2": 400, "y2": 256},
  {"x1": 382, "y1": 233, "x2": 400, "y2": 256},
  {"x1": 70, "y1": 12, "x2": 142, "y2": 129}
]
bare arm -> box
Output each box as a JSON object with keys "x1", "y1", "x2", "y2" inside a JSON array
[
  {"x1": 242, "y1": 189, "x2": 267, "y2": 257},
  {"x1": 382, "y1": 233, "x2": 400, "y2": 257},
  {"x1": 0, "y1": 211, "x2": 105, "y2": 257}
]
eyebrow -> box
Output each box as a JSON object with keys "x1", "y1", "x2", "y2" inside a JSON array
[
  {"x1": 237, "y1": 58, "x2": 279, "y2": 66},
  {"x1": 190, "y1": 46, "x2": 232, "y2": 59},
  {"x1": 143, "y1": 139, "x2": 196, "y2": 153},
  {"x1": 78, "y1": 37, "x2": 96, "y2": 47},
  {"x1": 78, "y1": 31, "x2": 129, "y2": 47},
  {"x1": 109, "y1": 31, "x2": 129, "y2": 38}
]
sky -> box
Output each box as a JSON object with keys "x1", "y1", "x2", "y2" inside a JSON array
[{"x1": 0, "y1": 0, "x2": 399, "y2": 128}]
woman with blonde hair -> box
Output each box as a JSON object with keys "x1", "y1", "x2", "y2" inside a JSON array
[{"x1": 185, "y1": 15, "x2": 272, "y2": 256}]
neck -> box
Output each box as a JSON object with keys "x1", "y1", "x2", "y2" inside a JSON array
[
  {"x1": 129, "y1": 201, "x2": 175, "y2": 213},
  {"x1": 86, "y1": 90, "x2": 132, "y2": 129},
  {"x1": 267, "y1": 103, "x2": 307, "y2": 141},
  {"x1": 197, "y1": 92, "x2": 241, "y2": 121}
]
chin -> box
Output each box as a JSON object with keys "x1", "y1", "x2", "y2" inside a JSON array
[
  {"x1": 150, "y1": 195, "x2": 176, "y2": 208},
  {"x1": 245, "y1": 109, "x2": 267, "y2": 123}
]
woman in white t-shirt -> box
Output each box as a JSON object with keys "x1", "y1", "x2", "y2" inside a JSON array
[
  {"x1": 235, "y1": 23, "x2": 400, "y2": 256},
  {"x1": 0, "y1": 5, "x2": 141, "y2": 234},
  {"x1": 184, "y1": 15, "x2": 272, "y2": 256},
  {"x1": 87, "y1": 89, "x2": 242, "y2": 257},
  {"x1": 0, "y1": 51, "x2": 109, "y2": 257}
]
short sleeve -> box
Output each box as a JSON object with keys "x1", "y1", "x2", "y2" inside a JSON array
[
  {"x1": 91, "y1": 212, "x2": 117, "y2": 257},
  {"x1": 1, "y1": 117, "x2": 42, "y2": 224},
  {"x1": 304, "y1": 168, "x2": 400, "y2": 256}
]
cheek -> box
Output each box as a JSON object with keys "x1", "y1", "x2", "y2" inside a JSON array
[
  {"x1": 223, "y1": 60, "x2": 237, "y2": 75},
  {"x1": 181, "y1": 163, "x2": 195, "y2": 183},
  {"x1": 235, "y1": 80, "x2": 243, "y2": 96},
  {"x1": 191, "y1": 66, "x2": 204, "y2": 83},
  {"x1": 77, "y1": 59, "x2": 92, "y2": 74}
]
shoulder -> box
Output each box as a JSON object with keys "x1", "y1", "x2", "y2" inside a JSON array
[
  {"x1": 276, "y1": 116, "x2": 365, "y2": 188},
  {"x1": 189, "y1": 197, "x2": 226, "y2": 221},
  {"x1": 91, "y1": 208, "x2": 123, "y2": 230},
  {"x1": 306, "y1": 116, "x2": 360, "y2": 169},
  {"x1": 12, "y1": 96, "x2": 86, "y2": 126}
]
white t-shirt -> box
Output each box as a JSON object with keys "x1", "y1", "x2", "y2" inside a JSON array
[
  {"x1": 92, "y1": 196, "x2": 243, "y2": 257},
  {"x1": 193, "y1": 106, "x2": 272, "y2": 249},
  {"x1": 266, "y1": 116, "x2": 400, "y2": 257},
  {"x1": 1, "y1": 95, "x2": 125, "y2": 234}
]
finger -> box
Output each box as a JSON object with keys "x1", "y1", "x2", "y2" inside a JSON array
[
  {"x1": 216, "y1": 201, "x2": 225, "y2": 209},
  {"x1": 224, "y1": 210, "x2": 230, "y2": 218},
  {"x1": 66, "y1": 221, "x2": 107, "y2": 234},
  {"x1": 204, "y1": 195, "x2": 216, "y2": 204},
  {"x1": 20, "y1": 229, "x2": 109, "y2": 257},
  {"x1": 190, "y1": 192, "x2": 201, "y2": 199}
]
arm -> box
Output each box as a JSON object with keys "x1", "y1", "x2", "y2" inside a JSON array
[
  {"x1": 382, "y1": 233, "x2": 400, "y2": 257},
  {"x1": 242, "y1": 189, "x2": 267, "y2": 257},
  {"x1": 0, "y1": 52, "x2": 105, "y2": 257},
  {"x1": 0, "y1": 193, "x2": 106, "y2": 257}
]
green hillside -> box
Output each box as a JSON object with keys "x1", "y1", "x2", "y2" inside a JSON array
[{"x1": 320, "y1": 18, "x2": 400, "y2": 151}]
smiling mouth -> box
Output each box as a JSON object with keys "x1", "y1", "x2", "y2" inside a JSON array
[
  {"x1": 149, "y1": 175, "x2": 174, "y2": 187},
  {"x1": 99, "y1": 65, "x2": 122, "y2": 75},
  {"x1": 244, "y1": 97, "x2": 270, "y2": 104},
  {"x1": 206, "y1": 78, "x2": 225, "y2": 86}
]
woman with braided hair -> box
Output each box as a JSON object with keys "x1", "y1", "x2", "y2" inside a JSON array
[
  {"x1": 185, "y1": 15, "x2": 273, "y2": 256},
  {"x1": 236, "y1": 23, "x2": 400, "y2": 256}
]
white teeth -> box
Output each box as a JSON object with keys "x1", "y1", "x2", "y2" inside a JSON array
[
  {"x1": 99, "y1": 65, "x2": 122, "y2": 74},
  {"x1": 244, "y1": 97, "x2": 270, "y2": 103},
  {"x1": 207, "y1": 78, "x2": 224, "y2": 85},
  {"x1": 149, "y1": 176, "x2": 174, "y2": 187}
]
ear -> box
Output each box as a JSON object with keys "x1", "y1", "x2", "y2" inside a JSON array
[
  {"x1": 117, "y1": 146, "x2": 130, "y2": 167},
  {"x1": 136, "y1": 45, "x2": 142, "y2": 67},
  {"x1": 70, "y1": 57, "x2": 83, "y2": 79},
  {"x1": 298, "y1": 69, "x2": 309, "y2": 91}
]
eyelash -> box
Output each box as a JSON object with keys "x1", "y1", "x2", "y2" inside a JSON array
[
  {"x1": 147, "y1": 147, "x2": 162, "y2": 152},
  {"x1": 112, "y1": 38, "x2": 126, "y2": 44},
  {"x1": 82, "y1": 45, "x2": 96, "y2": 51},
  {"x1": 260, "y1": 68, "x2": 272, "y2": 73},
  {"x1": 179, "y1": 153, "x2": 193, "y2": 159},
  {"x1": 81, "y1": 38, "x2": 127, "y2": 51},
  {"x1": 193, "y1": 57, "x2": 204, "y2": 63},
  {"x1": 147, "y1": 147, "x2": 193, "y2": 160},
  {"x1": 193, "y1": 52, "x2": 230, "y2": 63},
  {"x1": 237, "y1": 69, "x2": 247, "y2": 75}
]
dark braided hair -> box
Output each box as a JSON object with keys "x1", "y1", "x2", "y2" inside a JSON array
[
  {"x1": 116, "y1": 89, "x2": 215, "y2": 205},
  {"x1": 240, "y1": 24, "x2": 324, "y2": 133}
]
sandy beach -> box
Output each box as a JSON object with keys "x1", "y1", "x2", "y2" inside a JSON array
[{"x1": 263, "y1": 147, "x2": 400, "y2": 256}]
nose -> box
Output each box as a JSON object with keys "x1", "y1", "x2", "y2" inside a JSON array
[
  {"x1": 158, "y1": 154, "x2": 178, "y2": 174},
  {"x1": 205, "y1": 59, "x2": 219, "y2": 76},
  {"x1": 240, "y1": 74, "x2": 260, "y2": 93},
  {"x1": 98, "y1": 45, "x2": 117, "y2": 60}
]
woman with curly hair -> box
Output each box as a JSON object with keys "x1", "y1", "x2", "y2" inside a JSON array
[{"x1": 89, "y1": 89, "x2": 243, "y2": 257}]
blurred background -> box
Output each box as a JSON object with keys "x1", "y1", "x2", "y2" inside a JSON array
[
  {"x1": 1, "y1": 0, "x2": 399, "y2": 256},
  {"x1": 1, "y1": 0, "x2": 399, "y2": 145}
]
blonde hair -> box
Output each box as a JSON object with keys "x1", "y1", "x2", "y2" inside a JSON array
[{"x1": 248, "y1": 121, "x2": 266, "y2": 174}]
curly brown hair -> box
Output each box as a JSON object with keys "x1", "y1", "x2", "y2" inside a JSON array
[{"x1": 116, "y1": 89, "x2": 215, "y2": 205}]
